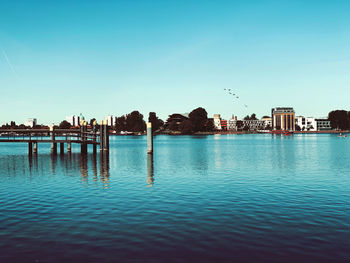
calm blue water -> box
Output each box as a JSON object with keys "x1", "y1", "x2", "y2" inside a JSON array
[{"x1": 1, "y1": 134, "x2": 350, "y2": 262}]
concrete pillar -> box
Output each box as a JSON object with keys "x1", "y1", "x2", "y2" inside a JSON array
[
  {"x1": 281, "y1": 114, "x2": 284, "y2": 131},
  {"x1": 273, "y1": 115, "x2": 276, "y2": 130},
  {"x1": 147, "y1": 122, "x2": 153, "y2": 154}
]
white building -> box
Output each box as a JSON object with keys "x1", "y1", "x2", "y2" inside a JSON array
[
  {"x1": 105, "y1": 115, "x2": 116, "y2": 127},
  {"x1": 24, "y1": 118, "x2": 37, "y2": 127},
  {"x1": 261, "y1": 117, "x2": 272, "y2": 129},
  {"x1": 295, "y1": 116, "x2": 317, "y2": 131},
  {"x1": 228, "y1": 115, "x2": 238, "y2": 131},
  {"x1": 243, "y1": 120, "x2": 265, "y2": 131},
  {"x1": 213, "y1": 114, "x2": 222, "y2": 130},
  {"x1": 66, "y1": 115, "x2": 80, "y2": 127}
]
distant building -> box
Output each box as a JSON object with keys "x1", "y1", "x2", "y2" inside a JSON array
[
  {"x1": 261, "y1": 117, "x2": 272, "y2": 129},
  {"x1": 316, "y1": 119, "x2": 331, "y2": 131},
  {"x1": 220, "y1": 119, "x2": 227, "y2": 131},
  {"x1": 213, "y1": 114, "x2": 222, "y2": 130},
  {"x1": 24, "y1": 118, "x2": 37, "y2": 127},
  {"x1": 272, "y1": 107, "x2": 295, "y2": 131},
  {"x1": 243, "y1": 120, "x2": 265, "y2": 131},
  {"x1": 228, "y1": 115, "x2": 238, "y2": 131},
  {"x1": 166, "y1": 113, "x2": 189, "y2": 126},
  {"x1": 295, "y1": 116, "x2": 317, "y2": 131},
  {"x1": 105, "y1": 115, "x2": 116, "y2": 127},
  {"x1": 66, "y1": 115, "x2": 80, "y2": 127}
]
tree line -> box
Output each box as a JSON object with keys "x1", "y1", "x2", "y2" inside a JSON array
[{"x1": 3, "y1": 109, "x2": 350, "y2": 133}]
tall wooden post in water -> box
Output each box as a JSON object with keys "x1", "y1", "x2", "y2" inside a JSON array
[
  {"x1": 50, "y1": 126, "x2": 57, "y2": 154},
  {"x1": 100, "y1": 120, "x2": 104, "y2": 151},
  {"x1": 81, "y1": 121, "x2": 88, "y2": 155},
  {"x1": 147, "y1": 122, "x2": 153, "y2": 154}
]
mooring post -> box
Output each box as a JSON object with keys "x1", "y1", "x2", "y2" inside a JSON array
[
  {"x1": 50, "y1": 126, "x2": 57, "y2": 155},
  {"x1": 60, "y1": 143, "x2": 64, "y2": 155},
  {"x1": 104, "y1": 121, "x2": 109, "y2": 151},
  {"x1": 81, "y1": 121, "x2": 88, "y2": 155},
  {"x1": 147, "y1": 122, "x2": 153, "y2": 154},
  {"x1": 28, "y1": 142, "x2": 33, "y2": 156},
  {"x1": 33, "y1": 142, "x2": 37, "y2": 154},
  {"x1": 93, "y1": 120, "x2": 97, "y2": 155},
  {"x1": 100, "y1": 120, "x2": 104, "y2": 151}
]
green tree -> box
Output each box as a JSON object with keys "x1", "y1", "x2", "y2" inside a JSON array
[
  {"x1": 115, "y1": 115, "x2": 127, "y2": 131},
  {"x1": 189, "y1": 107, "x2": 208, "y2": 132},
  {"x1": 126, "y1": 111, "x2": 146, "y2": 132},
  {"x1": 179, "y1": 119, "x2": 193, "y2": 134},
  {"x1": 244, "y1": 114, "x2": 258, "y2": 120},
  {"x1": 328, "y1": 110, "x2": 350, "y2": 130},
  {"x1": 59, "y1": 120, "x2": 72, "y2": 129},
  {"x1": 205, "y1": 119, "x2": 215, "y2": 131},
  {"x1": 168, "y1": 121, "x2": 179, "y2": 131},
  {"x1": 148, "y1": 112, "x2": 164, "y2": 132}
]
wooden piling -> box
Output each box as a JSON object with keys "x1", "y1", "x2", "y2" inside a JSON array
[
  {"x1": 81, "y1": 121, "x2": 88, "y2": 155},
  {"x1": 60, "y1": 143, "x2": 64, "y2": 154},
  {"x1": 100, "y1": 121, "x2": 104, "y2": 151},
  {"x1": 28, "y1": 142, "x2": 32, "y2": 156},
  {"x1": 50, "y1": 126, "x2": 57, "y2": 154},
  {"x1": 33, "y1": 142, "x2": 37, "y2": 154}
]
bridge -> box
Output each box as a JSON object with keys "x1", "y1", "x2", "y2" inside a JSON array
[{"x1": 0, "y1": 122, "x2": 109, "y2": 155}]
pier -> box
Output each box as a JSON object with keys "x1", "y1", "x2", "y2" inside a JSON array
[{"x1": 0, "y1": 122, "x2": 110, "y2": 155}]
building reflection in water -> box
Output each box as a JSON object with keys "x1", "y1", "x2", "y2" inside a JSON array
[
  {"x1": 147, "y1": 154, "x2": 154, "y2": 186},
  {"x1": 19, "y1": 153, "x2": 110, "y2": 188}
]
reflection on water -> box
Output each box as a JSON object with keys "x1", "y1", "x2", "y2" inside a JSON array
[
  {"x1": 1, "y1": 135, "x2": 350, "y2": 262},
  {"x1": 2, "y1": 153, "x2": 110, "y2": 189},
  {"x1": 147, "y1": 154, "x2": 154, "y2": 186}
]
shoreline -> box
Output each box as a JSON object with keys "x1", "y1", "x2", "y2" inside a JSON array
[{"x1": 110, "y1": 130, "x2": 350, "y2": 136}]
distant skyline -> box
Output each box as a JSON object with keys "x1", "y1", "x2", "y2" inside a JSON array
[{"x1": 1, "y1": 0, "x2": 350, "y2": 124}]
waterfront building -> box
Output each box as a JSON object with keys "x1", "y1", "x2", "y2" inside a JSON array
[
  {"x1": 316, "y1": 119, "x2": 332, "y2": 131},
  {"x1": 213, "y1": 114, "x2": 222, "y2": 130},
  {"x1": 105, "y1": 115, "x2": 116, "y2": 127},
  {"x1": 295, "y1": 116, "x2": 317, "y2": 131},
  {"x1": 261, "y1": 117, "x2": 272, "y2": 129},
  {"x1": 166, "y1": 113, "x2": 189, "y2": 126},
  {"x1": 243, "y1": 120, "x2": 265, "y2": 131},
  {"x1": 220, "y1": 119, "x2": 227, "y2": 131},
  {"x1": 228, "y1": 115, "x2": 238, "y2": 131},
  {"x1": 66, "y1": 115, "x2": 80, "y2": 127},
  {"x1": 24, "y1": 118, "x2": 37, "y2": 127},
  {"x1": 272, "y1": 107, "x2": 295, "y2": 131}
]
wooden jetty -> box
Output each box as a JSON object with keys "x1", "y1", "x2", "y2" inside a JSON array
[{"x1": 0, "y1": 121, "x2": 109, "y2": 155}]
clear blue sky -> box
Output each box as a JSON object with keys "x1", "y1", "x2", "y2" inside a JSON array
[{"x1": 1, "y1": 0, "x2": 350, "y2": 125}]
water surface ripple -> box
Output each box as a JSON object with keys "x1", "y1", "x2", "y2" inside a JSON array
[{"x1": 1, "y1": 134, "x2": 350, "y2": 262}]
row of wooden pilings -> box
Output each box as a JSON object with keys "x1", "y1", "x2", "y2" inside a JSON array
[
  {"x1": 28, "y1": 121, "x2": 153, "y2": 155},
  {"x1": 28, "y1": 121, "x2": 110, "y2": 156}
]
